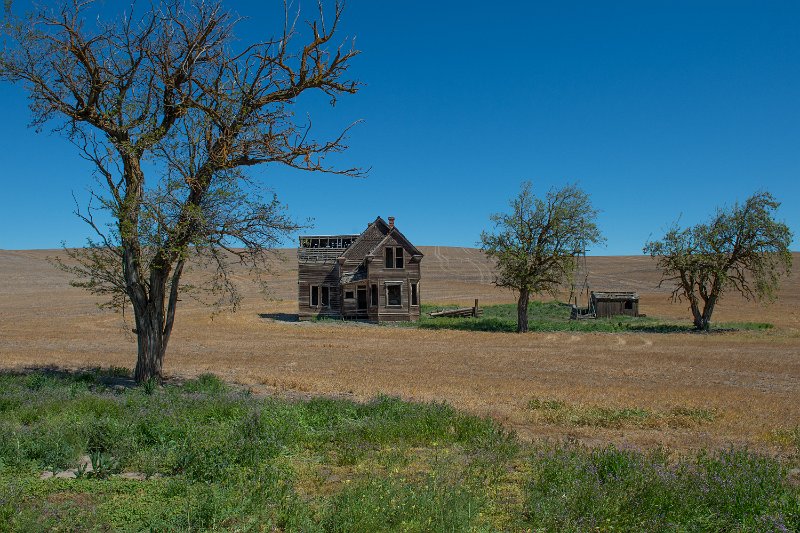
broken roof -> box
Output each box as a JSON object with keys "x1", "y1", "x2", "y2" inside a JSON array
[{"x1": 340, "y1": 264, "x2": 367, "y2": 285}]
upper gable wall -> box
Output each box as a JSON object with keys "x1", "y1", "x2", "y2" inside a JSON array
[{"x1": 370, "y1": 233, "x2": 422, "y2": 278}]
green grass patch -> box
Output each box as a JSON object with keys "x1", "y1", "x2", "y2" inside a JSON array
[
  {"x1": 525, "y1": 445, "x2": 799, "y2": 531},
  {"x1": 527, "y1": 397, "x2": 716, "y2": 429},
  {"x1": 766, "y1": 426, "x2": 800, "y2": 454},
  {"x1": 415, "y1": 301, "x2": 774, "y2": 334},
  {"x1": 0, "y1": 370, "x2": 796, "y2": 531}
]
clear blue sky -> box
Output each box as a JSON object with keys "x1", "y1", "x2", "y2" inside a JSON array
[{"x1": 1, "y1": 0, "x2": 798, "y2": 254}]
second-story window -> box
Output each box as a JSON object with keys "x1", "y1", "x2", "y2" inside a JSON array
[{"x1": 385, "y1": 246, "x2": 404, "y2": 269}]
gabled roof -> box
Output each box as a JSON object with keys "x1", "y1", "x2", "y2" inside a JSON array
[
  {"x1": 340, "y1": 216, "x2": 423, "y2": 261},
  {"x1": 367, "y1": 222, "x2": 423, "y2": 259}
]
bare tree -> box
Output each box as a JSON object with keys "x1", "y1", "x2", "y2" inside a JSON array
[
  {"x1": 1, "y1": 0, "x2": 362, "y2": 382},
  {"x1": 480, "y1": 182, "x2": 603, "y2": 333},
  {"x1": 644, "y1": 191, "x2": 793, "y2": 331}
]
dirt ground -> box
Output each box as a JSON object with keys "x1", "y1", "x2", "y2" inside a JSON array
[{"x1": 1, "y1": 247, "x2": 798, "y2": 456}]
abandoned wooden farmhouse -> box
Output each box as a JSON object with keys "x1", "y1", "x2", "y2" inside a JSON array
[{"x1": 298, "y1": 216, "x2": 423, "y2": 322}]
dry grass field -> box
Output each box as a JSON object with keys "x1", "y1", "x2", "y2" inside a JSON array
[{"x1": 1, "y1": 247, "x2": 799, "y2": 456}]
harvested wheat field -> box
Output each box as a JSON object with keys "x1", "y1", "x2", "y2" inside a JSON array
[{"x1": 1, "y1": 247, "x2": 799, "y2": 456}]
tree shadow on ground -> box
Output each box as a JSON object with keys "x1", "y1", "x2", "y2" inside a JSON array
[
  {"x1": 624, "y1": 324, "x2": 697, "y2": 334},
  {"x1": 0, "y1": 365, "x2": 137, "y2": 389},
  {"x1": 258, "y1": 313, "x2": 300, "y2": 322}
]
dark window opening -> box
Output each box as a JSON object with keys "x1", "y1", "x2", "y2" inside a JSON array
[
  {"x1": 411, "y1": 283, "x2": 418, "y2": 306},
  {"x1": 395, "y1": 247, "x2": 404, "y2": 269},
  {"x1": 345, "y1": 290, "x2": 354, "y2": 300},
  {"x1": 357, "y1": 287, "x2": 367, "y2": 310},
  {"x1": 371, "y1": 284, "x2": 378, "y2": 306},
  {"x1": 310, "y1": 286, "x2": 319, "y2": 306},
  {"x1": 321, "y1": 286, "x2": 330, "y2": 307},
  {"x1": 387, "y1": 284, "x2": 401, "y2": 306},
  {"x1": 385, "y1": 247, "x2": 394, "y2": 268},
  {"x1": 624, "y1": 300, "x2": 633, "y2": 310}
]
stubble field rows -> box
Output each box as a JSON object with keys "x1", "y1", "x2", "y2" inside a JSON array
[{"x1": 1, "y1": 247, "x2": 799, "y2": 455}]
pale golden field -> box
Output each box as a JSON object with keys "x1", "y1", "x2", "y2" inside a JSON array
[{"x1": 1, "y1": 247, "x2": 799, "y2": 456}]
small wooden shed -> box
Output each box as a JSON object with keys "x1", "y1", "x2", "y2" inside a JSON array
[{"x1": 591, "y1": 291, "x2": 639, "y2": 318}]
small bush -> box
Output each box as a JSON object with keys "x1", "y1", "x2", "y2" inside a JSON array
[
  {"x1": 25, "y1": 372, "x2": 58, "y2": 391},
  {"x1": 183, "y1": 373, "x2": 228, "y2": 394}
]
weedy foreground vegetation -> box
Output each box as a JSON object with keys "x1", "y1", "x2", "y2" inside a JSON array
[
  {"x1": 1, "y1": 370, "x2": 798, "y2": 531},
  {"x1": 414, "y1": 302, "x2": 774, "y2": 334}
]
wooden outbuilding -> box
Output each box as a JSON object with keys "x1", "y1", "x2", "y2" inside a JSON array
[
  {"x1": 590, "y1": 291, "x2": 639, "y2": 318},
  {"x1": 298, "y1": 216, "x2": 423, "y2": 322}
]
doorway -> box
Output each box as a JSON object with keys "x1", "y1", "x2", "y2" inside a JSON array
[{"x1": 357, "y1": 287, "x2": 367, "y2": 310}]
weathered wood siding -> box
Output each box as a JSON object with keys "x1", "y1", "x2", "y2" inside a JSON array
[
  {"x1": 368, "y1": 235, "x2": 422, "y2": 322},
  {"x1": 593, "y1": 299, "x2": 638, "y2": 318},
  {"x1": 298, "y1": 260, "x2": 341, "y2": 319}
]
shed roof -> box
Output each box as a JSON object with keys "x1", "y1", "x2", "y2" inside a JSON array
[{"x1": 591, "y1": 291, "x2": 639, "y2": 300}]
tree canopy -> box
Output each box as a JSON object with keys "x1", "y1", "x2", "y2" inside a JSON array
[
  {"x1": 480, "y1": 182, "x2": 603, "y2": 332},
  {"x1": 643, "y1": 191, "x2": 793, "y2": 330},
  {"x1": 0, "y1": 0, "x2": 362, "y2": 381}
]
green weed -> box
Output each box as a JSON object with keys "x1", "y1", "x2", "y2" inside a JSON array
[
  {"x1": 0, "y1": 371, "x2": 795, "y2": 531},
  {"x1": 527, "y1": 396, "x2": 716, "y2": 429},
  {"x1": 183, "y1": 373, "x2": 229, "y2": 394},
  {"x1": 524, "y1": 444, "x2": 799, "y2": 531}
]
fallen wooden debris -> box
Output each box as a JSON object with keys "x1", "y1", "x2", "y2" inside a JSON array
[
  {"x1": 428, "y1": 307, "x2": 484, "y2": 318},
  {"x1": 429, "y1": 300, "x2": 483, "y2": 318}
]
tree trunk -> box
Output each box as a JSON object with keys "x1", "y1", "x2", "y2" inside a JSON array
[
  {"x1": 698, "y1": 295, "x2": 717, "y2": 332},
  {"x1": 686, "y1": 292, "x2": 705, "y2": 331},
  {"x1": 517, "y1": 288, "x2": 530, "y2": 333},
  {"x1": 131, "y1": 261, "x2": 184, "y2": 383},
  {"x1": 690, "y1": 303, "x2": 705, "y2": 330},
  {"x1": 134, "y1": 304, "x2": 166, "y2": 383},
  {"x1": 118, "y1": 157, "x2": 186, "y2": 383}
]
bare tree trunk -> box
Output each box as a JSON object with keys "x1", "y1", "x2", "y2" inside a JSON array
[
  {"x1": 689, "y1": 299, "x2": 705, "y2": 330},
  {"x1": 131, "y1": 261, "x2": 184, "y2": 383},
  {"x1": 698, "y1": 295, "x2": 717, "y2": 332},
  {"x1": 517, "y1": 288, "x2": 530, "y2": 333},
  {"x1": 134, "y1": 302, "x2": 166, "y2": 383}
]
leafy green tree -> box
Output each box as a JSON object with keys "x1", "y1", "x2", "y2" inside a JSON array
[
  {"x1": 1, "y1": 1, "x2": 361, "y2": 382},
  {"x1": 644, "y1": 191, "x2": 793, "y2": 331},
  {"x1": 480, "y1": 182, "x2": 603, "y2": 333}
]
